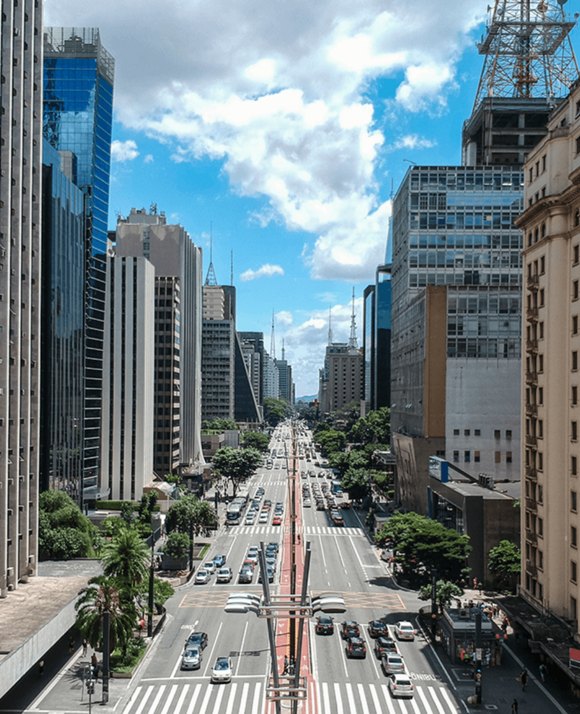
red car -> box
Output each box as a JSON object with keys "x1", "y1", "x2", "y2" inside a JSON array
[{"x1": 272, "y1": 515, "x2": 282, "y2": 526}]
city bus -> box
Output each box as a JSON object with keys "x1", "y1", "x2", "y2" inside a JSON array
[{"x1": 225, "y1": 496, "x2": 248, "y2": 526}]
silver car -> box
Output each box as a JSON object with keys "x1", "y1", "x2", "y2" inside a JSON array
[
  {"x1": 211, "y1": 656, "x2": 233, "y2": 683},
  {"x1": 181, "y1": 646, "x2": 201, "y2": 670},
  {"x1": 382, "y1": 652, "x2": 406, "y2": 675}
]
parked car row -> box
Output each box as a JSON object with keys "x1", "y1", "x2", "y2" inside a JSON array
[
  {"x1": 181, "y1": 631, "x2": 233, "y2": 684},
  {"x1": 194, "y1": 553, "x2": 229, "y2": 585},
  {"x1": 238, "y1": 541, "x2": 279, "y2": 584}
]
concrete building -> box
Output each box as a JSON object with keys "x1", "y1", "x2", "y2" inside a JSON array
[
  {"x1": 276, "y1": 342, "x2": 294, "y2": 405},
  {"x1": 202, "y1": 285, "x2": 235, "y2": 421},
  {"x1": 240, "y1": 336, "x2": 262, "y2": 406},
  {"x1": 319, "y1": 343, "x2": 363, "y2": 415},
  {"x1": 0, "y1": 0, "x2": 43, "y2": 597},
  {"x1": 516, "y1": 80, "x2": 580, "y2": 631},
  {"x1": 363, "y1": 265, "x2": 392, "y2": 412},
  {"x1": 43, "y1": 28, "x2": 115, "y2": 504},
  {"x1": 101, "y1": 256, "x2": 155, "y2": 500},
  {"x1": 263, "y1": 351, "x2": 280, "y2": 400},
  {"x1": 115, "y1": 207, "x2": 204, "y2": 471}
]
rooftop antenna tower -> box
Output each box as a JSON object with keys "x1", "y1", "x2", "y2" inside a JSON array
[
  {"x1": 473, "y1": 0, "x2": 578, "y2": 111},
  {"x1": 282, "y1": 338, "x2": 286, "y2": 361},
  {"x1": 270, "y1": 310, "x2": 276, "y2": 360},
  {"x1": 327, "y1": 307, "x2": 333, "y2": 345},
  {"x1": 204, "y1": 222, "x2": 218, "y2": 286},
  {"x1": 230, "y1": 250, "x2": 234, "y2": 286},
  {"x1": 348, "y1": 287, "x2": 358, "y2": 351}
]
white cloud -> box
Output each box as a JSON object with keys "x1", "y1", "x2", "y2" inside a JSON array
[
  {"x1": 240, "y1": 263, "x2": 285, "y2": 282},
  {"x1": 143, "y1": 154, "x2": 154, "y2": 164},
  {"x1": 275, "y1": 310, "x2": 293, "y2": 326},
  {"x1": 393, "y1": 134, "x2": 436, "y2": 150},
  {"x1": 111, "y1": 139, "x2": 139, "y2": 162},
  {"x1": 45, "y1": 0, "x2": 484, "y2": 281}
]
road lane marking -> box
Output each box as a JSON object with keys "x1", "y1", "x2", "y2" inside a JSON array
[
  {"x1": 174, "y1": 683, "x2": 189, "y2": 712},
  {"x1": 321, "y1": 682, "x2": 331, "y2": 714},
  {"x1": 417, "y1": 685, "x2": 431, "y2": 712},
  {"x1": 410, "y1": 691, "x2": 422, "y2": 714},
  {"x1": 122, "y1": 685, "x2": 142, "y2": 714},
  {"x1": 238, "y1": 681, "x2": 249, "y2": 714},
  {"x1": 380, "y1": 683, "x2": 397, "y2": 714},
  {"x1": 428, "y1": 684, "x2": 447, "y2": 714},
  {"x1": 251, "y1": 681, "x2": 262, "y2": 713},
  {"x1": 369, "y1": 682, "x2": 382, "y2": 714},
  {"x1": 133, "y1": 685, "x2": 153, "y2": 714},
  {"x1": 235, "y1": 621, "x2": 249, "y2": 676},
  {"x1": 357, "y1": 681, "x2": 372, "y2": 714},
  {"x1": 196, "y1": 680, "x2": 214, "y2": 714},
  {"x1": 345, "y1": 682, "x2": 357, "y2": 712},
  {"x1": 159, "y1": 683, "x2": 178, "y2": 714},
  {"x1": 201, "y1": 620, "x2": 223, "y2": 677},
  {"x1": 212, "y1": 681, "x2": 226, "y2": 712},
  {"x1": 333, "y1": 681, "x2": 344, "y2": 714}
]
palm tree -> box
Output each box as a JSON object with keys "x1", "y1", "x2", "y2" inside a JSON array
[
  {"x1": 75, "y1": 576, "x2": 135, "y2": 653},
  {"x1": 101, "y1": 527, "x2": 150, "y2": 597}
]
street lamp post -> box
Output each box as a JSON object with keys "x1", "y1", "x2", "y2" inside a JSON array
[
  {"x1": 147, "y1": 532, "x2": 155, "y2": 638},
  {"x1": 474, "y1": 609, "x2": 483, "y2": 704}
]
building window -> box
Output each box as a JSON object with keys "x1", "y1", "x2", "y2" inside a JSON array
[
  {"x1": 464, "y1": 451, "x2": 471, "y2": 463},
  {"x1": 574, "y1": 281, "x2": 579, "y2": 301},
  {"x1": 573, "y1": 386, "x2": 578, "y2": 406},
  {"x1": 573, "y1": 421, "x2": 578, "y2": 441},
  {"x1": 464, "y1": 429, "x2": 470, "y2": 436},
  {"x1": 573, "y1": 456, "x2": 578, "y2": 476},
  {"x1": 495, "y1": 451, "x2": 501, "y2": 464},
  {"x1": 574, "y1": 316, "x2": 579, "y2": 335},
  {"x1": 538, "y1": 452, "x2": 543, "y2": 470},
  {"x1": 575, "y1": 244, "x2": 580, "y2": 264},
  {"x1": 506, "y1": 451, "x2": 513, "y2": 464},
  {"x1": 574, "y1": 351, "x2": 579, "y2": 371},
  {"x1": 576, "y1": 136, "x2": 580, "y2": 155},
  {"x1": 453, "y1": 429, "x2": 460, "y2": 436},
  {"x1": 572, "y1": 561, "x2": 577, "y2": 584},
  {"x1": 494, "y1": 429, "x2": 501, "y2": 440},
  {"x1": 572, "y1": 490, "x2": 578, "y2": 512},
  {"x1": 573, "y1": 526, "x2": 578, "y2": 548},
  {"x1": 474, "y1": 429, "x2": 481, "y2": 436},
  {"x1": 474, "y1": 451, "x2": 480, "y2": 463},
  {"x1": 453, "y1": 450, "x2": 459, "y2": 463},
  {"x1": 506, "y1": 429, "x2": 512, "y2": 440}
]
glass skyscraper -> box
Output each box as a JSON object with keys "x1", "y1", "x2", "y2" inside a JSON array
[{"x1": 43, "y1": 28, "x2": 115, "y2": 502}]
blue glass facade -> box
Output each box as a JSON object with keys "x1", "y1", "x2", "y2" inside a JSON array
[
  {"x1": 40, "y1": 142, "x2": 85, "y2": 497},
  {"x1": 43, "y1": 28, "x2": 115, "y2": 501}
]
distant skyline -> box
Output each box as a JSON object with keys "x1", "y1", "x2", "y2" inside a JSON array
[{"x1": 43, "y1": 1, "x2": 580, "y2": 394}]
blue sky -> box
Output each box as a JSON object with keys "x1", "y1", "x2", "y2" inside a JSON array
[{"x1": 44, "y1": 1, "x2": 579, "y2": 395}]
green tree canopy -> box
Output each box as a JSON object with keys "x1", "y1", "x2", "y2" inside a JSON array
[
  {"x1": 419, "y1": 579, "x2": 463, "y2": 612},
  {"x1": 349, "y1": 408, "x2": 391, "y2": 445},
  {"x1": 375, "y1": 512, "x2": 471, "y2": 584},
  {"x1": 165, "y1": 531, "x2": 190, "y2": 559},
  {"x1": 101, "y1": 528, "x2": 150, "y2": 595},
  {"x1": 488, "y1": 539, "x2": 521, "y2": 589},
  {"x1": 341, "y1": 467, "x2": 371, "y2": 501},
  {"x1": 75, "y1": 576, "x2": 135, "y2": 654},
  {"x1": 165, "y1": 495, "x2": 218, "y2": 538},
  {"x1": 212, "y1": 446, "x2": 263, "y2": 496},
  {"x1": 202, "y1": 418, "x2": 237, "y2": 433},
  {"x1": 263, "y1": 398, "x2": 292, "y2": 427},
  {"x1": 241, "y1": 431, "x2": 270, "y2": 453},
  {"x1": 315, "y1": 429, "x2": 346, "y2": 457},
  {"x1": 39, "y1": 490, "x2": 96, "y2": 560}
]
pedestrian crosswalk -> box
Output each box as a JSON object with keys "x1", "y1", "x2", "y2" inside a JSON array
[
  {"x1": 230, "y1": 525, "x2": 364, "y2": 536},
  {"x1": 121, "y1": 679, "x2": 460, "y2": 714},
  {"x1": 315, "y1": 680, "x2": 461, "y2": 714}
]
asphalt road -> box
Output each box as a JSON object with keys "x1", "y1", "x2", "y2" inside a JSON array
[{"x1": 123, "y1": 423, "x2": 464, "y2": 714}]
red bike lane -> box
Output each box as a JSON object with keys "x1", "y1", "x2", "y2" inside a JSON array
[{"x1": 265, "y1": 440, "x2": 318, "y2": 714}]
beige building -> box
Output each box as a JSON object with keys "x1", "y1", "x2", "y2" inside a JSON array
[{"x1": 517, "y1": 80, "x2": 580, "y2": 631}]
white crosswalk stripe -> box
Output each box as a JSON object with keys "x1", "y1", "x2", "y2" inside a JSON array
[
  {"x1": 316, "y1": 681, "x2": 461, "y2": 714},
  {"x1": 232, "y1": 525, "x2": 364, "y2": 536}
]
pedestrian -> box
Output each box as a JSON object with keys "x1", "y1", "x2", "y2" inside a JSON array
[
  {"x1": 539, "y1": 662, "x2": 547, "y2": 683},
  {"x1": 82, "y1": 638, "x2": 88, "y2": 657},
  {"x1": 38, "y1": 659, "x2": 45, "y2": 677},
  {"x1": 91, "y1": 652, "x2": 99, "y2": 679},
  {"x1": 520, "y1": 668, "x2": 528, "y2": 691},
  {"x1": 68, "y1": 636, "x2": 75, "y2": 654},
  {"x1": 511, "y1": 698, "x2": 518, "y2": 714}
]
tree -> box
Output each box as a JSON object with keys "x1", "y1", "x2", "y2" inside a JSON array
[
  {"x1": 488, "y1": 539, "x2": 521, "y2": 590},
  {"x1": 101, "y1": 528, "x2": 150, "y2": 596},
  {"x1": 349, "y1": 408, "x2": 391, "y2": 445},
  {"x1": 202, "y1": 418, "x2": 237, "y2": 433},
  {"x1": 212, "y1": 446, "x2": 263, "y2": 496},
  {"x1": 375, "y1": 512, "x2": 471, "y2": 584},
  {"x1": 165, "y1": 496, "x2": 218, "y2": 538},
  {"x1": 39, "y1": 490, "x2": 96, "y2": 560},
  {"x1": 242, "y1": 431, "x2": 270, "y2": 453},
  {"x1": 263, "y1": 398, "x2": 291, "y2": 427},
  {"x1": 75, "y1": 576, "x2": 135, "y2": 654},
  {"x1": 138, "y1": 491, "x2": 158, "y2": 523},
  {"x1": 165, "y1": 531, "x2": 190, "y2": 559},
  {"x1": 419, "y1": 579, "x2": 463, "y2": 612},
  {"x1": 341, "y1": 468, "x2": 371, "y2": 501},
  {"x1": 315, "y1": 429, "x2": 346, "y2": 457}
]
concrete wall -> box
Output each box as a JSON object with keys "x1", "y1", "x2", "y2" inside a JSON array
[{"x1": 393, "y1": 433, "x2": 445, "y2": 514}]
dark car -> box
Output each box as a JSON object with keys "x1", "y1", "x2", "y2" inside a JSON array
[
  {"x1": 213, "y1": 554, "x2": 226, "y2": 568},
  {"x1": 368, "y1": 620, "x2": 388, "y2": 638},
  {"x1": 340, "y1": 621, "x2": 361, "y2": 640},
  {"x1": 374, "y1": 636, "x2": 398, "y2": 658},
  {"x1": 345, "y1": 636, "x2": 367, "y2": 659},
  {"x1": 315, "y1": 615, "x2": 334, "y2": 635},
  {"x1": 238, "y1": 567, "x2": 253, "y2": 584},
  {"x1": 185, "y1": 631, "x2": 208, "y2": 650}
]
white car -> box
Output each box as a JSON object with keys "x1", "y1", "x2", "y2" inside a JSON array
[
  {"x1": 382, "y1": 652, "x2": 405, "y2": 675},
  {"x1": 388, "y1": 673, "x2": 414, "y2": 698},
  {"x1": 216, "y1": 567, "x2": 233, "y2": 583},
  {"x1": 211, "y1": 656, "x2": 233, "y2": 683},
  {"x1": 203, "y1": 561, "x2": 216, "y2": 574},
  {"x1": 245, "y1": 515, "x2": 255, "y2": 525},
  {"x1": 395, "y1": 621, "x2": 416, "y2": 641},
  {"x1": 194, "y1": 569, "x2": 211, "y2": 584},
  {"x1": 181, "y1": 646, "x2": 201, "y2": 670},
  {"x1": 259, "y1": 512, "x2": 269, "y2": 524}
]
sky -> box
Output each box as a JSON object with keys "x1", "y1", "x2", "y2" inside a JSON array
[{"x1": 43, "y1": 1, "x2": 580, "y2": 395}]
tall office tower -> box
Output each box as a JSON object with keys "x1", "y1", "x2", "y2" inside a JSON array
[
  {"x1": 202, "y1": 284, "x2": 235, "y2": 421},
  {"x1": 363, "y1": 266, "x2": 392, "y2": 411},
  {"x1": 39, "y1": 144, "x2": 85, "y2": 498},
  {"x1": 276, "y1": 341, "x2": 294, "y2": 404},
  {"x1": 101, "y1": 256, "x2": 155, "y2": 500},
  {"x1": 43, "y1": 28, "x2": 115, "y2": 504},
  {"x1": 390, "y1": 0, "x2": 577, "y2": 515},
  {"x1": 263, "y1": 351, "x2": 280, "y2": 400},
  {"x1": 0, "y1": 0, "x2": 43, "y2": 597},
  {"x1": 115, "y1": 208, "x2": 204, "y2": 471},
  {"x1": 318, "y1": 296, "x2": 363, "y2": 415},
  {"x1": 240, "y1": 335, "x2": 263, "y2": 406},
  {"x1": 517, "y1": 84, "x2": 580, "y2": 630}
]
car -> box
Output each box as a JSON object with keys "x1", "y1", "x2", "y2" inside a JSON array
[
  {"x1": 374, "y1": 636, "x2": 399, "y2": 658},
  {"x1": 316, "y1": 502, "x2": 326, "y2": 511},
  {"x1": 246, "y1": 547, "x2": 259, "y2": 563},
  {"x1": 258, "y1": 566, "x2": 275, "y2": 583},
  {"x1": 259, "y1": 512, "x2": 269, "y2": 524},
  {"x1": 245, "y1": 515, "x2": 256, "y2": 525},
  {"x1": 267, "y1": 542, "x2": 279, "y2": 552},
  {"x1": 216, "y1": 567, "x2": 233, "y2": 583},
  {"x1": 194, "y1": 569, "x2": 211, "y2": 584},
  {"x1": 242, "y1": 559, "x2": 256, "y2": 572},
  {"x1": 202, "y1": 561, "x2": 216, "y2": 573},
  {"x1": 213, "y1": 554, "x2": 226, "y2": 568},
  {"x1": 211, "y1": 656, "x2": 233, "y2": 684},
  {"x1": 395, "y1": 621, "x2": 416, "y2": 641},
  {"x1": 341, "y1": 501, "x2": 351, "y2": 509},
  {"x1": 381, "y1": 652, "x2": 406, "y2": 675},
  {"x1": 345, "y1": 636, "x2": 367, "y2": 659},
  {"x1": 272, "y1": 515, "x2": 282, "y2": 526},
  {"x1": 238, "y1": 567, "x2": 253, "y2": 584},
  {"x1": 331, "y1": 512, "x2": 344, "y2": 526},
  {"x1": 181, "y1": 646, "x2": 202, "y2": 670},
  {"x1": 368, "y1": 620, "x2": 389, "y2": 638},
  {"x1": 388, "y1": 673, "x2": 414, "y2": 698},
  {"x1": 303, "y1": 500, "x2": 311, "y2": 508},
  {"x1": 185, "y1": 631, "x2": 208, "y2": 650},
  {"x1": 340, "y1": 621, "x2": 361, "y2": 640},
  {"x1": 315, "y1": 615, "x2": 334, "y2": 635}
]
